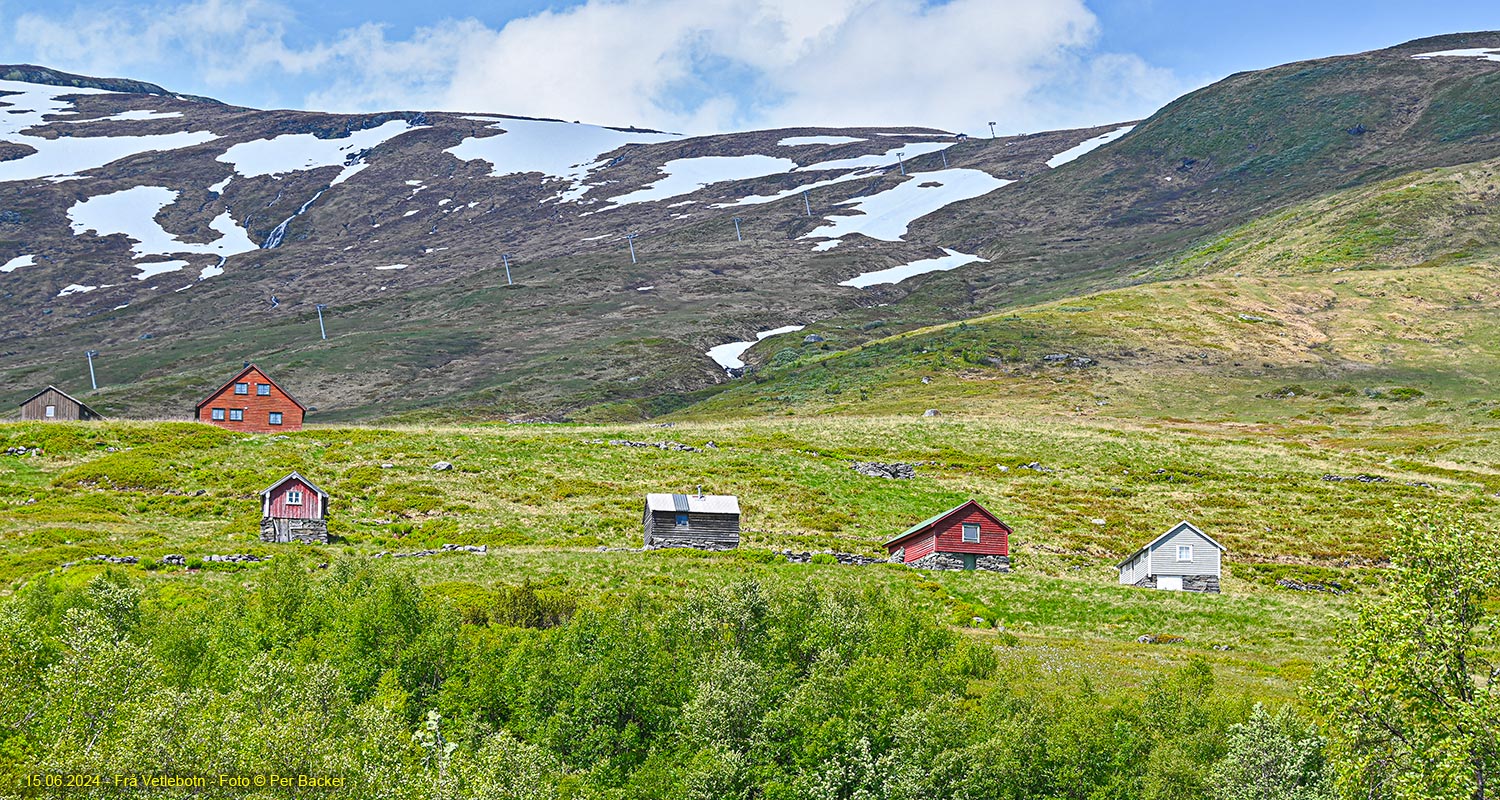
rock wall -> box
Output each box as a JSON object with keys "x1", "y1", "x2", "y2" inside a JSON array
[
  {"x1": 907, "y1": 552, "x2": 1010, "y2": 572},
  {"x1": 260, "y1": 517, "x2": 328, "y2": 544},
  {"x1": 644, "y1": 537, "x2": 737, "y2": 551}
]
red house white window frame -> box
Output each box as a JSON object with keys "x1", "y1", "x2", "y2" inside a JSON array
[
  {"x1": 962, "y1": 523, "x2": 980, "y2": 543},
  {"x1": 286, "y1": 489, "x2": 303, "y2": 506}
]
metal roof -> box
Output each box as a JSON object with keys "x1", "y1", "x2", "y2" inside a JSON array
[
  {"x1": 883, "y1": 499, "x2": 1009, "y2": 547},
  {"x1": 644, "y1": 493, "x2": 740, "y2": 515},
  {"x1": 1116, "y1": 521, "x2": 1226, "y2": 567}
]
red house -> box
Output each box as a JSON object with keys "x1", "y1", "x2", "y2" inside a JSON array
[
  {"x1": 885, "y1": 500, "x2": 1011, "y2": 572},
  {"x1": 195, "y1": 364, "x2": 306, "y2": 433},
  {"x1": 260, "y1": 471, "x2": 329, "y2": 543}
]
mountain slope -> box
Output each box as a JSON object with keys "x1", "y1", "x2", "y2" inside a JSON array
[{"x1": 1, "y1": 33, "x2": 1498, "y2": 421}]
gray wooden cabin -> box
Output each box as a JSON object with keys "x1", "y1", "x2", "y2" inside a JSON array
[
  {"x1": 19, "y1": 386, "x2": 102, "y2": 422},
  {"x1": 643, "y1": 492, "x2": 741, "y2": 550},
  {"x1": 1118, "y1": 521, "x2": 1226, "y2": 593}
]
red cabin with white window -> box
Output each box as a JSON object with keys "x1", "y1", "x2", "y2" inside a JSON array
[
  {"x1": 259, "y1": 472, "x2": 329, "y2": 543},
  {"x1": 885, "y1": 500, "x2": 1011, "y2": 572},
  {"x1": 195, "y1": 364, "x2": 306, "y2": 433}
]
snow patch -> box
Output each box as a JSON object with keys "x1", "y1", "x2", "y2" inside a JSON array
[
  {"x1": 1, "y1": 254, "x2": 35, "y2": 273},
  {"x1": 207, "y1": 176, "x2": 231, "y2": 193},
  {"x1": 798, "y1": 142, "x2": 953, "y2": 172},
  {"x1": 65, "y1": 109, "x2": 184, "y2": 123},
  {"x1": 374, "y1": 264, "x2": 408, "y2": 270},
  {"x1": 67, "y1": 186, "x2": 258, "y2": 260},
  {"x1": 0, "y1": 80, "x2": 218, "y2": 183},
  {"x1": 218, "y1": 120, "x2": 422, "y2": 179},
  {"x1": 1046, "y1": 125, "x2": 1135, "y2": 168},
  {"x1": 839, "y1": 248, "x2": 988, "y2": 288},
  {"x1": 802, "y1": 169, "x2": 1012, "y2": 244},
  {"x1": 778, "y1": 135, "x2": 867, "y2": 147},
  {"x1": 1411, "y1": 48, "x2": 1500, "y2": 62},
  {"x1": 706, "y1": 325, "x2": 806, "y2": 370},
  {"x1": 605, "y1": 154, "x2": 799, "y2": 207},
  {"x1": 133, "y1": 259, "x2": 188, "y2": 280},
  {"x1": 714, "y1": 170, "x2": 874, "y2": 208},
  {"x1": 446, "y1": 117, "x2": 678, "y2": 203},
  {"x1": 57, "y1": 283, "x2": 98, "y2": 296}
]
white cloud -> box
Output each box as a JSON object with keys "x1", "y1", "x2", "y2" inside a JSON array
[{"x1": 6, "y1": 0, "x2": 1186, "y2": 134}]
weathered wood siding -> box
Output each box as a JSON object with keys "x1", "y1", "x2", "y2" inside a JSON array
[
  {"x1": 899, "y1": 532, "x2": 937, "y2": 563},
  {"x1": 20, "y1": 388, "x2": 99, "y2": 421},
  {"x1": 644, "y1": 509, "x2": 740, "y2": 546},
  {"x1": 932, "y1": 511, "x2": 1010, "y2": 556},
  {"x1": 198, "y1": 367, "x2": 304, "y2": 432},
  {"x1": 1147, "y1": 527, "x2": 1220, "y2": 577},
  {"x1": 264, "y1": 477, "x2": 323, "y2": 520}
]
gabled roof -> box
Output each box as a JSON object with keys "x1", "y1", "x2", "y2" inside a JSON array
[
  {"x1": 196, "y1": 364, "x2": 306, "y2": 411},
  {"x1": 644, "y1": 493, "x2": 740, "y2": 515},
  {"x1": 260, "y1": 471, "x2": 329, "y2": 499},
  {"x1": 18, "y1": 385, "x2": 102, "y2": 418},
  {"x1": 884, "y1": 499, "x2": 1010, "y2": 547},
  {"x1": 1116, "y1": 520, "x2": 1226, "y2": 567}
]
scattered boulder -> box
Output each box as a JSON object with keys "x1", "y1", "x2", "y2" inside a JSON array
[
  {"x1": 161, "y1": 554, "x2": 186, "y2": 567},
  {"x1": 852, "y1": 461, "x2": 916, "y2": 479},
  {"x1": 380, "y1": 463, "x2": 395, "y2": 469},
  {"x1": 803, "y1": 333, "x2": 825, "y2": 344},
  {"x1": 1321, "y1": 473, "x2": 1388, "y2": 484},
  {"x1": 1136, "y1": 634, "x2": 1185, "y2": 645},
  {"x1": 431, "y1": 461, "x2": 454, "y2": 471},
  {"x1": 780, "y1": 550, "x2": 888, "y2": 566},
  {"x1": 1043, "y1": 353, "x2": 1070, "y2": 363},
  {"x1": 922, "y1": 409, "x2": 939, "y2": 417},
  {"x1": 4, "y1": 446, "x2": 40, "y2": 457},
  {"x1": 374, "y1": 544, "x2": 488, "y2": 559},
  {"x1": 592, "y1": 439, "x2": 701, "y2": 452},
  {"x1": 1276, "y1": 577, "x2": 1348, "y2": 595}
]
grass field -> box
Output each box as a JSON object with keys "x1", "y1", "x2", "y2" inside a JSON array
[{"x1": 6, "y1": 410, "x2": 1478, "y2": 700}]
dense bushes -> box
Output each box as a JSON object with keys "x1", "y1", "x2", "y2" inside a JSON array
[{"x1": 0, "y1": 563, "x2": 1319, "y2": 799}]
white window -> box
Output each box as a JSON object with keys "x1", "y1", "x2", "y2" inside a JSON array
[
  {"x1": 211, "y1": 408, "x2": 225, "y2": 421},
  {"x1": 286, "y1": 489, "x2": 303, "y2": 505},
  {"x1": 1176, "y1": 545, "x2": 1193, "y2": 562},
  {"x1": 229, "y1": 409, "x2": 244, "y2": 421},
  {"x1": 257, "y1": 383, "x2": 271, "y2": 396},
  {"x1": 962, "y1": 523, "x2": 980, "y2": 543},
  {"x1": 268, "y1": 412, "x2": 283, "y2": 425},
  {"x1": 44, "y1": 404, "x2": 56, "y2": 418},
  {"x1": 234, "y1": 382, "x2": 249, "y2": 395}
]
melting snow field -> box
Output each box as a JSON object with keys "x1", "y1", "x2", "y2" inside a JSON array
[
  {"x1": 1, "y1": 254, "x2": 35, "y2": 273},
  {"x1": 218, "y1": 120, "x2": 422, "y2": 181},
  {"x1": 714, "y1": 170, "x2": 874, "y2": 208},
  {"x1": 839, "y1": 248, "x2": 988, "y2": 288},
  {"x1": 66, "y1": 110, "x2": 185, "y2": 123},
  {"x1": 0, "y1": 80, "x2": 218, "y2": 182},
  {"x1": 706, "y1": 325, "x2": 806, "y2": 370},
  {"x1": 1412, "y1": 48, "x2": 1500, "y2": 62},
  {"x1": 1047, "y1": 125, "x2": 1136, "y2": 168},
  {"x1": 803, "y1": 169, "x2": 1012, "y2": 244},
  {"x1": 778, "y1": 135, "x2": 867, "y2": 147},
  {"x1": 607, "y1": 155, "x2": 798, "y2": 207},
  {"x1": 447, "y1": 116, "x2": 678, "y2": 202},
  {"x1": 798, "y1": 142, "x2": 953, "y2": 172},
  {"x1": 133, "y1": 259, "x2": 188, "y2": 280},
  {"x1": 67, "y1": 186, "x2": 259, "y2": 270}
]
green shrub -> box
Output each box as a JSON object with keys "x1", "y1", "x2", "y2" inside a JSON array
[
  {"x1": 1387, "y1": 387, "x2": 1425, "y2": 401},
  {"x1": 735, "y1": 547, "x2": 781, "y2": 564},
  {"x1": 809, "y1": 553, "x2": 839, "y2": 565}
]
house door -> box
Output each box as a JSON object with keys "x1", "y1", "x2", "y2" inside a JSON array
[
  {"x1": 272, "y1": 518, "x2": 292, "y2": 543},
  {"x1": 960, "y1": 553, "x2": 977, "y2": 570},
  {"x1": 1158, "y1": 575, "x2": 1183, "y2": 591}
]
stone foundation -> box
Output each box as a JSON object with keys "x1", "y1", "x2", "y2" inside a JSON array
[
  {"x1": 1131, "y1": 575, "x2": 1220, "y2": 593},
  {"x1": 908, "y1": 552, "x2": 1011, "y2": 572},
  {"x1": 260, "y1": 517, "x2": 328, "y2": 544},
  {"x1": 644, "y1": 537, "x2": 738, "y2": 551}
]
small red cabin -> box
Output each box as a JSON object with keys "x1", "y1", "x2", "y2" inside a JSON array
[
  {"x1": 885, "y1": 499, "x2": 1011, "y2": 572},
  {"x1": 195, "y1": 364, "x2": 306, "y2": 433},
  {"x1": 260, "y1": 471, "x2": 329, "y2": 543}
]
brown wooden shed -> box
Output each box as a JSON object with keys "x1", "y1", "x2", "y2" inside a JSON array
[{"x1": 18, "y1": 386, "x2": 102, "y2": 422}]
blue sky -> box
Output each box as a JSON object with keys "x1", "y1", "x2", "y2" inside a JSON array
[{"x1": 3, "y1": 0, "x2": 1496, "y2": 135}]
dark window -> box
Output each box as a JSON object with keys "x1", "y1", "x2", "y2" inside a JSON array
[
  {"x1": 962, "y1": 523, "x2": 980, "y2": 543},
  {"x1": 269, "y1": 412, "x2": 283, "y2": 425},
  {"x1": 211, "y1": 408, "x2": 225, "y2": 420},
  {"x1": 229, "y1": 409, "x2": 244, "y2": 421},
  {"x1": 675, "y1": 512, "x2": 690, "y2": 527},
  {"x1": 257, "y1": 383, "x2": 271, "y2": 396},
  {"x1": 234, "y1": 382, "x2": 248, "y2": 395}
]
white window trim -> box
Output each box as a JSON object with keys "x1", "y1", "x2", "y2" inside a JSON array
[
  {"x1": 44, "y1": 405, "x2": 56, "y2": 418},
  {"x1": 1176, "y1": 544, "x2": 1193, "y2": 562},
  {"x1": 286, "y1": 489, "x2": 303, "y2": 506},
  {"x1": 962, "y1": 523, "x2": 980, "y2": 543}
]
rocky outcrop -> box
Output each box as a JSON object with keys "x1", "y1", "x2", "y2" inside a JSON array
[{"x1": 851, "y1": 461, "x2": 915, "y2": 479}]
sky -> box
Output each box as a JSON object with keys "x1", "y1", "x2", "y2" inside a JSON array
[{"x1": 2, "y1": 0, "x2": 1495, "y2": 136}]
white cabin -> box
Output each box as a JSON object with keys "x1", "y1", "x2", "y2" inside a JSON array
[{"x1": 1118, "y1": 521, "x2": 1225, "y2": 593}]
